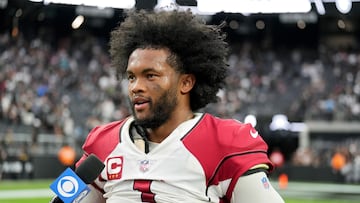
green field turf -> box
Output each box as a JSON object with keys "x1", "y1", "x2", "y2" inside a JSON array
[
  {"x1": 287, "y1": 198, "x2": 359, "y2": 203},
  {"x1": 0, "y1": 198, "x2": 51, "y2": 203},
  {"x1": 0, "y1": 179, "x2": 52, "y2": 190}
]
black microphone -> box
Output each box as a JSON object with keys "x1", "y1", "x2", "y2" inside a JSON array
[{"x1": 50, "y1": 154, "x2": 105, "y2": 203}]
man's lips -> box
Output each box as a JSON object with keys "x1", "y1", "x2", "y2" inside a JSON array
[
  {"x1": 134, "y1": 102, "x2": 149, "y2": 111},
  {"x1": 133, "y1": 97, "x2": 150, "y2": 111}
]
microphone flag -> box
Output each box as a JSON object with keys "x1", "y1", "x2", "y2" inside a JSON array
[{"x1": 50, "y1": 167, "x2": 89, "y2": 203}]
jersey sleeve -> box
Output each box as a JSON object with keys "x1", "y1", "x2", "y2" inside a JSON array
[
  {"x1": 219, "y1": 121, "x2": 274, "y2": 200},
  {"x1": 228, "y1": 122, "x2": 273, "y2": 171},
  {"x1": 182, "y1": 114, "x2": 274, "y2": 201},
  {"x1": 231, "y1": 172, "x2": 284, "y2": 203},
  {"x1": 76, "y1": 119, "x2": 125, "y2": 167}
]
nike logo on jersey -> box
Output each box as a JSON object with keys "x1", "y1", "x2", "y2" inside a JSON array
[{"x1": 250, "y1": 128, "x2": 258, "y2": 138}]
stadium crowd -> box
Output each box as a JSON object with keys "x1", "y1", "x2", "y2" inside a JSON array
[{"x1": 0, "y1": 29, "x2": 360, "y2": 182}]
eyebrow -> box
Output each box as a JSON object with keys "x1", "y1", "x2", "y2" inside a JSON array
[{"x1": 126, "y1": 67, "x2": 157, "y2": 75}]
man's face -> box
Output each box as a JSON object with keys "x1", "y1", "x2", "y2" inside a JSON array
[{"x1": 126, "y1": 48, "x2": 180, "y2": 129}]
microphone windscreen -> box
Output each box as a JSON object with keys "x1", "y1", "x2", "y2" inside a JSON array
[{"x1": 75, "y1": 154, "x2": 105, "y2": 184}]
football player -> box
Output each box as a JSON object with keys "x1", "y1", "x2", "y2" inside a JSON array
[{"x1": 69, "y1": 9, "x2": 285, "y2": 203}]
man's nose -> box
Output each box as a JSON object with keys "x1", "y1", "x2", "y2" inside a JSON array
[{"x1": 130, "y1": 78, "x2": 145, "y2": 93}]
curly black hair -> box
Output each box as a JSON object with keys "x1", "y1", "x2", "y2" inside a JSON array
[{"x1": 109, "y1": 9, "x2": 229, "y2": 111}]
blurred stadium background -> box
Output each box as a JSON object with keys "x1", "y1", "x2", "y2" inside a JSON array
[{"x1": 0, "y1": 0, "x2": 360, "y2": 202}]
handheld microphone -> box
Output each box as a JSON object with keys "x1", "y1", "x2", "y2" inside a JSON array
[{"x1": 50, "y1": 154, "x2": 105, "y2": 203}]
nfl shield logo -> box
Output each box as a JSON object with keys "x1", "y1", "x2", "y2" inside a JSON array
[
  {"x1": 140, "y1": 160, "x2": 150, "y2": 172},
  {"x1": 261, "y1": 177, "x2": 270, "y2": 189}
]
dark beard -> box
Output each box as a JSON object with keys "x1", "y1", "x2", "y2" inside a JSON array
[{"x1": 131, "y1": 88, "x2": 178, "y2": 129}]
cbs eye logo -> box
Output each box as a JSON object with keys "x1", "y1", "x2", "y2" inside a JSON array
[{"x1": 57, "y1": 176, "x2": 79, "y2": 197}]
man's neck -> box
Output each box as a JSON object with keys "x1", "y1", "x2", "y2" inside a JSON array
[{"x1": 146, "y1": 112, "x2": 195, "y2": 143}]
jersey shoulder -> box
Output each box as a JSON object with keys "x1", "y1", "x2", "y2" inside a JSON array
[
  {"x1": 183, "y1": 114, "x2": 273, "y2": 186},
  {"x1": 195, "y1": 114, "x2": 268, "y2": 151},
  {"x1": 82, "y1": 118, "x2": 127, "y2": 162}
]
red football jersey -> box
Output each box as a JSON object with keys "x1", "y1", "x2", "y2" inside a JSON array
[{"x1": 76, "y1": 113, "x2": 273, "y2": 202}]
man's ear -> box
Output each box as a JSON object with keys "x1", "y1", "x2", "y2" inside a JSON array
[{"x1": 180, "y1": 74, "x2": 196, "y2": 94}]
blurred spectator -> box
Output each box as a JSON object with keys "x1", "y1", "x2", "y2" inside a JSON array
[{"x1": 270, "y1": 148, "x2": 285, "y2": 168}]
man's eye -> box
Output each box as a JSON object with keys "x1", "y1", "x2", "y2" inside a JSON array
[
  {"x1": 147, "y1": 74, "x2": 155, "y2": 79},
  {"x1": 127, "y1": 75, "x2": 135, "y2": 81}
]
